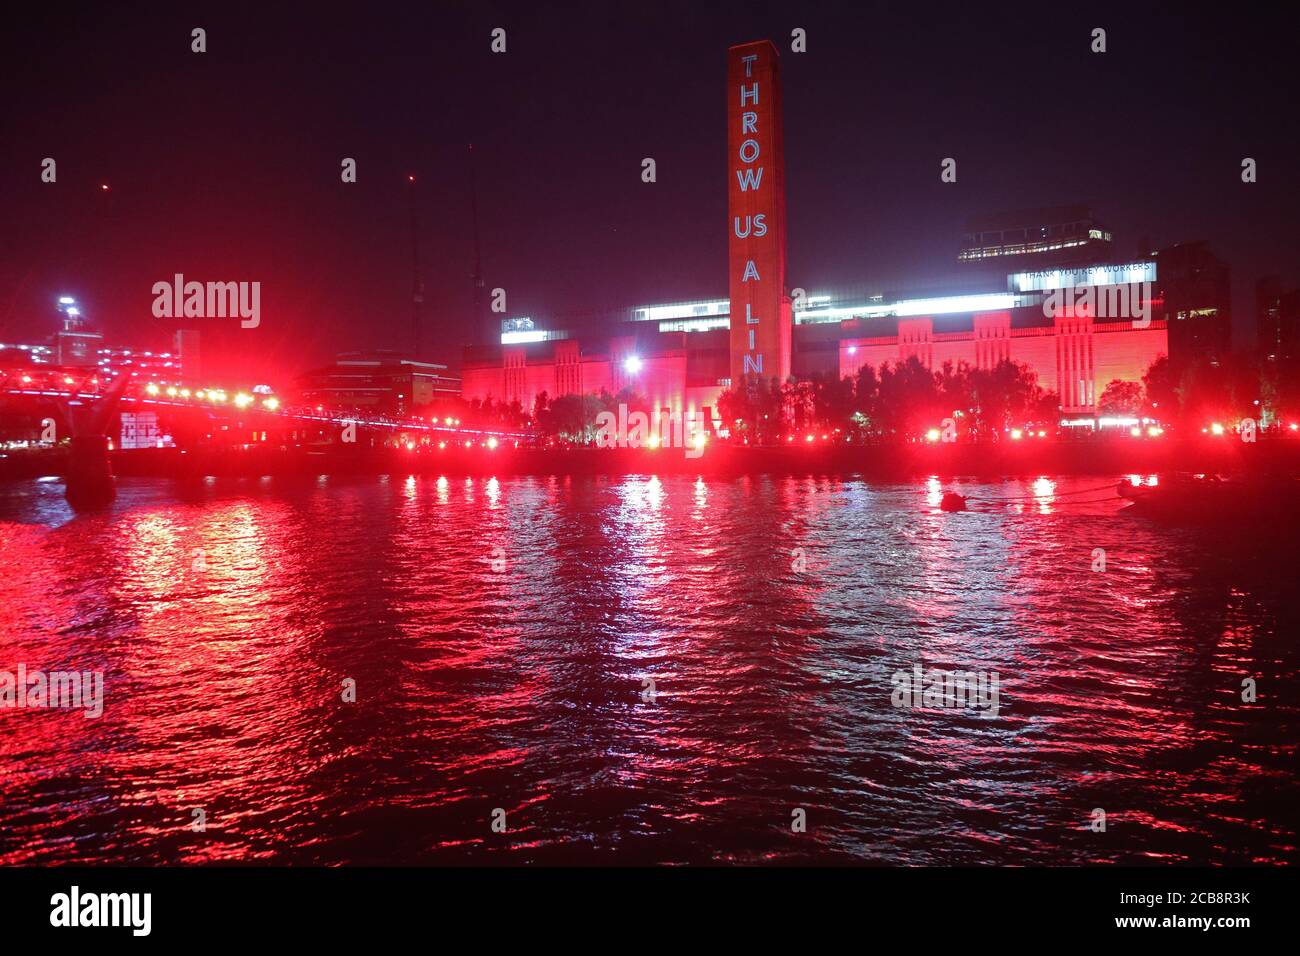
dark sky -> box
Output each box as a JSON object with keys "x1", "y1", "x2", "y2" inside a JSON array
[{"x1": 2, "y1": 1, "x2": 1298, "y2": 386}]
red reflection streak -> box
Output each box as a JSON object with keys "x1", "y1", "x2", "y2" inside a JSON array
[
  {"x1": 103, "y1": 501, "x2": 334, "y2": 861},
  {"x1": 609, "y1": 476, "x2": 670, "y2": 616},
  {"x1": 996, "y1": 500, "x2": 1202, "y2": 770},
  {"x1": 387, "y1": 476, "x2": 537, "y2": 811},
  {"x1": 856, "y1": 478, "x2": 1206, "y2": 795},
  {"x1": 0, "y1": 521, "x2": 119, "y2": 863},
  {"x1": 0, "y1": 498, "x2": 348, "y2": 862}
]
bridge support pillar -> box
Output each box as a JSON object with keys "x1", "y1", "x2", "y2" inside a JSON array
[{"x1": 65, "y1": 434, "x2": 116, "y2": 511}]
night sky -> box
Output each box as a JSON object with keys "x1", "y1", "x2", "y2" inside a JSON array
[{"x1": 2, "y1": 1, "x2": 1297, "y2": 385}]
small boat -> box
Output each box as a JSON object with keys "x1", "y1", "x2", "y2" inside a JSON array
[{"x1": 1120, "y1": 474, "x2": 1300, "y2": 524}]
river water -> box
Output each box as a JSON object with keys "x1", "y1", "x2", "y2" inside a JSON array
[{"x1": 0, "y1": 474, "x2": 1295, "y2": 864}]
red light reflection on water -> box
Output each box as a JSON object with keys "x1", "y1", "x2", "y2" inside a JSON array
[{"x1": 0, "y1": 475, "x2": 1296, "y2": 865}]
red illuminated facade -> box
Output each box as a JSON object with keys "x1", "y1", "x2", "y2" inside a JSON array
[
  {"x1": 837, "y1": 308, "x2": 1168, "y2": 414},
  {"x1": 460, "y1": 299, "x2": 1170, "y2": 421},
  {"x1": 461, "y1": 328, "x2": 726, "y2": 422}
]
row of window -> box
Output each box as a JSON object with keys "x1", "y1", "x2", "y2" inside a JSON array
[{"x1": 962, "y1": 220, "x2": 1094, "y2": 245}]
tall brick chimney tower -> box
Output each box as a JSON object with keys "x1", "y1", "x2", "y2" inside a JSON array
[{"x1": 727, "y1": 40, "x2": 791, "y2": 387}]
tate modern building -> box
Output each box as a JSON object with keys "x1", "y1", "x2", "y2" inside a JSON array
[{"x1": 460, "y1": 42, "x2": 1224, "y2": 425}]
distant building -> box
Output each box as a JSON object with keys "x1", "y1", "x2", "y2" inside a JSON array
[
  {"x1": 1153, "y1": 241, "x2": 1231, "y2": 370},
  {"x1": 835, "y1": 295, "x2": 1162, "y2": 415},
  {"x1": 958, "y1": 205, "x2": 1114, "y2": 269},
  {"x1": 2, "y1": 296, "x2": 188, "y2": 386},
  {"x1": 94, "y1": 344, "x2": 185, "y2": 384},
  {"x1": 1257, "y1": 276, "x2": 1300, "y2": 364},
  {"x1": 456, "y1": 232, "x2": 1238, "y2": 424},
  {"x1": 294, "y1": 350, "x2": 460, "y2": 414},
  {"x1": 461, "y1": 46, "x2": 1227, "y2": 427},
  {"x1": 461, "y1": 257, "x2": 1174, "y2": 421},
  {"x1": 55, "y1": 302, "x2": 103, "y2": 367},
  {"x1": 0, "y1": 339, "x2": 187, "y2": 384},
  {"x1": 463, "y1": 322, "x2": 727, "y2": 421},
  {"x1": 0, "y1": 342, "x2": 54, "y2": 367},
  {"x1": 174, "y1": 329, "x2": 202, "y2": 381}
]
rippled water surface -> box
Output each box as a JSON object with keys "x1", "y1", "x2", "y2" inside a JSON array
[{"x1": 1, "y1": 474, "x2": 1296, "y2": 865}]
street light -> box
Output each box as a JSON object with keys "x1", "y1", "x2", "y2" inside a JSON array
[{"x1": 623, "y1": 355, "x2": 643, "y2": 374}]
